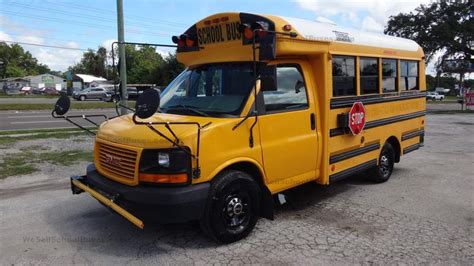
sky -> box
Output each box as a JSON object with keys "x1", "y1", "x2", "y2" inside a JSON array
[{"x1": 0, "y1": 0, "x2": 434, "y2": 73}]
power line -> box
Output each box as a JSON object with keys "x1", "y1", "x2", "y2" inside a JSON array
[
  {"x1": 2, "y1": 31, "x2": 102, "y2": 46},
  {"x1": 1, "y1": 40, "x2": 91, "y2": 51},
  {"x1": 0, "y1": 10, "x2": 172, "y2": 37},
  {"x1": 7, "y1": 2, "x2": 186, "y2": 32},
  {"x1": 44, "y1": 1, "x2": 189, "y2": 27}
]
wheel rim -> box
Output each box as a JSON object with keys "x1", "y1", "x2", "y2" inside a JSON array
[
  {"x1": 221, "y1": 191, "x2": 250, "y2": 234},
  {"x1": 379, "y1": 153, "x2": 391, "y2": 177}
]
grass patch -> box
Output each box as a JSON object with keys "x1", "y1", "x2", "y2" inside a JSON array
[
  {"x1": 0, "y1": 149, "x2": 93, "y2": 179},
  {"x1": 0, "y1": 156, "x2": 38, "y2": 178},
  {"x1": 0, "y1": 100, "x2": 136, "y2": 111},
  {"x1": 0, "y1": 127, "x2": 91, "y2": 136},
  {"x1": 427, "y1": 109, "x2": 474, "y2": 114},
  {"x1": 0, "y1": 94, "x2": 58, "y2": 98},
  {"x1": 0, "y1": 128, "x2": 94, "y2": 148}
]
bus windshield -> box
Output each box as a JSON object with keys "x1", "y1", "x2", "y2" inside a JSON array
[{"x1": 160, "y1": 63, "x2": 255, "y2": 117}]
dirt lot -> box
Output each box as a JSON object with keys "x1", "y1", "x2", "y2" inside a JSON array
[{"x1": 0, "y1": 113, "x2": 473, "y2": 264}]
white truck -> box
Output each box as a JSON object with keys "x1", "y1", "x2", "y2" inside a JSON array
[{"x1": 426, "y1": 91, "x2": 445, "y2": 101}]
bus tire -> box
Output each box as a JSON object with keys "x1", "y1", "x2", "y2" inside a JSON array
[
  {"x1": 200, "y1": 170, "x2": 260, "y2": 244},
  {"x1": 367, "y1": 143, "x2": 394, "y2": 183}
]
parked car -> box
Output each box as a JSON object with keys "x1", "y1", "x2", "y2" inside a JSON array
[
  {"x1": 32, "y1": 87, "x2": 43, "y2": 94},
  {"x1": 41, "y1": 87, "x2": 59, "y2": 95},
  {"x1": 426, "y1": 91, "x2": 445, "y2": 101},
  {"x1": 127, "y1": 87, "x2": 139, "y2": 99},
  {"x1": 73, "y1": 87, "x2": 111, "y2": 101},
  {"x1": 20, "y1": 86, "x2": 32, "y2": 95}
]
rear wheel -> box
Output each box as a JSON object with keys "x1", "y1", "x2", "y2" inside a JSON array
[
  {"x1": 367, "y1": 143, "x2": 394, "y2": 183},
  {"x1": 200, "y1": 170, "x2": 260, "y2": 243}
]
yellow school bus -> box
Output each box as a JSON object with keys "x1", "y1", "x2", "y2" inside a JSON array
[{"x1": 64, "y1": 12, "x2": 425, "y2": 243}]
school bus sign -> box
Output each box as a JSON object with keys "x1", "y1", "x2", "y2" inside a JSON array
[{"x1": 349, "y1": 102, "x2": 366, "y2": 135}]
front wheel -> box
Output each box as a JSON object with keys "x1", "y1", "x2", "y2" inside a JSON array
[
  {"x1": 367, "y1": 143, "x2": 395, "y2": 183},
  {"x1": 200, "y1": 170, "x2": 260, "y2": 243},
  {"x1": 80, "y1": 95, "x2": 86, "y2": 101}
]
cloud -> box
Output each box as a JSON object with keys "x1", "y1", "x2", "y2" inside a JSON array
[
  {"x1": 156, "y1": 47, "x2": 176, "y2": 58},
  {"x1": 361, "y1": 16, "x2": 384, "y2": 33},
  {"x1": 101, "y1": 39, "x2": 117, "y2": 51},
  {"x1": 315, "y1": 16, "x2": 336, "y2": 25},
  {"x1": 0, "y1": 31, "x2": 13, "y2": 42},
  {"x1": 295, "y1": 0, "x2": 431, "y2": 29}
]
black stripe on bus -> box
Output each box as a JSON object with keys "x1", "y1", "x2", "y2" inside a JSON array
[
  {"x1": 329, "y1": 159, "x2": 378, "y2": 183},
  {"x1": 330, "y1": 111, "x2": 426, "y2": 137},
  {"x1": 329, "y1": 142, "x2": 380, "y2": 164},
  {"x1": 403, "y1": 143, "x2": 420, "y2": 154},
  {"x1": 401, "y1": 129, "x2": 425, "y2": 141},
  {"x1": 330, "y1": 91, "x2": 426, "y2": 109}
]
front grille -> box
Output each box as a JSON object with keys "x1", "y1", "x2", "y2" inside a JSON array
[{"x1": 97, "y1": 142, "x2": 138, "y2": 180}]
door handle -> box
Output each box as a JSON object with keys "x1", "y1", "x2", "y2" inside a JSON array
[{"x1": 310, "y1": 113, "x2": 316, "y2": 130}]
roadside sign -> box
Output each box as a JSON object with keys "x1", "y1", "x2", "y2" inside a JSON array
[
  {"x1": 348, "y1": 101, "x2": 366, "y2": 135},
  {"x1": 465, "y1": 92, "x2": 474, "y2": 106}
]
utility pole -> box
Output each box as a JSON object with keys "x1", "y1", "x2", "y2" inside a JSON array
[{"x1": 117, "y1": 0, "x2": 128, "y2": 115}]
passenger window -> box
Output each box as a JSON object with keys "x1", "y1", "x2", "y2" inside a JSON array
[
  {"x1": 382, "y1": 59, "x2": 397, "y2": 92},
  {"x1": 332, "y1": 56, "x2": 356, "y2": 96},
  {"x1": 263, "y1": 65, "x2": 308, "y2": 112},
  {"x1": 400, "y1": 60, "x2": 418, "y2": 90},
  {"x1": 360, "y1": 57, "x2": 378, "y2": 94}
]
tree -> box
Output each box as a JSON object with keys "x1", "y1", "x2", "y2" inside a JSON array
[
  {"x1": 68, "y1": 47, "x2": 108, "y2": 78},
  {"x1": 0, "y1": 42, "x2": 51, "y2": 78},
  {"x1": 124, "y1": 44, "x2": 165, "y2": 84},
  {"x1": 160, "y1": 52, "x2": 185, "y2": 85},
  {"x1": 385, "y1": 1, "x2": 473, "y2": 73}
]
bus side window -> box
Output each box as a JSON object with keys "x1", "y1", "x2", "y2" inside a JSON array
[
  {"x1": 263, "y1": 65, "x2": 308, "y2": 112},
  {"x1": 360, "y1": 57, "x2": 378, "y2": 94},
  {"x1": 332, "y1": 56, "x2": 356, "y2": 97},
  {"x1": 400, "y1": 60, "x2": 419, "y2": 90},
  {"x1": 382, "y1": 59, "x2": 397, "y2": 93}
]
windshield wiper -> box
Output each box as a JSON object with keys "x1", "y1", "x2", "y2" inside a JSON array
[{"x1": 164, "y1": 104, "x2": 210, "y2": 117}]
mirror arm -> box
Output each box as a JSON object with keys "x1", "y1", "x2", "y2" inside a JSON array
[
  {"x1": 52, "y1": 110, "x2": 109, "y2": 135},
  {"x1": 64, "y1": 117, "x2": 97, "y2": 135},
  {"x1": 165, "y1": 122, "x2": 180, "y2": 143},
  {"x1": 232, "y1": 111, "x2": 254, "y2": 131},
  {"x1": 132, "y1": 114, "x2": 212, "y2": 179}
]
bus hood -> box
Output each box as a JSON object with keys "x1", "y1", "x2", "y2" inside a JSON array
[{"x1": 96, "y1": 113, "x2": 232, "y2": 149}]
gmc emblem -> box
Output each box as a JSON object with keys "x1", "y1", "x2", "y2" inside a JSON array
[{"x1": 105, "y1": 154, "x2": 121, "y2": 167}]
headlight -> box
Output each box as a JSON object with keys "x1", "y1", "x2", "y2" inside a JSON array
[
  {"x1": 158, "y1": 152, "x2": 170, "y2": 167},
  {"x1": 139, "y1": 148, "x2": 191, "y2": 185}
]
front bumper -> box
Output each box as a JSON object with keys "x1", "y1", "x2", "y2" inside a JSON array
[{"x1": 71, "y1": 164, "x2": 210, "y2": 227}]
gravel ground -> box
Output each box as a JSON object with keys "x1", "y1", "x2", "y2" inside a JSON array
[{"x1": 0, "y1": 113, "x2": 473, "y2": 265}]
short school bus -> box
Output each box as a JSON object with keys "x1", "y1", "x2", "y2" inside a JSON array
[{"x1": 67, "y1": 12, "x2": 425, "y2": 243}]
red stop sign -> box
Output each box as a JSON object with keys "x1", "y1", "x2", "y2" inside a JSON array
[{"x1": 348, "y1": 101, "x2": 366, "y2": 135}]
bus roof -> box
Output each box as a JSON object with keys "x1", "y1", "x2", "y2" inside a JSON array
[
  {"x1": 275, "y1": 16, "x2": 420, "y2": 52},
  {"x1": 175, "y1": 12, "x2": 423, "y2": 66}
]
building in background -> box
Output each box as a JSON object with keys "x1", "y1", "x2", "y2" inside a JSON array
[
  {"x1": 0, "y1": 77, "x2": 30, "y2": 91},
  {"x1": 27, "y1": 74, "x2": 66, "y2": 90},
  {"x1": 72, "y1": 74, "x2": 108, "y2": 89},
  {"x1": 1, "y1": 74, "x2": 65, "y2": 92}
]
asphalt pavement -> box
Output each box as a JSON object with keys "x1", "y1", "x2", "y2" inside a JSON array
[
  {"x1": 0, "y1": 109, "x2": 119, "y2": 131},
  {"x1": 0, "y1": 112, "x2": 473, "y2": 264}
]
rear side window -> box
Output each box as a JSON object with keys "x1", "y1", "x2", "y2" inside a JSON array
[
  {"x1": 263, "y1": 65, "x2": 308, "y2": 112},
  {"x1": 360, "y1": 57, "x2": 378, "y2": 94},
  {"x1": 382, "y1": 59, "x2": 397, "y2": 92},
  {"x1": 400, "y1": 60, "x2": 418, "y2": 90},
  {"x1": 332, "y1": 56, "x2": 356, "y2": 96}
]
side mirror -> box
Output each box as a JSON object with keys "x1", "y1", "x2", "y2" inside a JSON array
[
  {"x1": 260, "y1": 65, "x2": 277, "y2": 91},
  {"x1": 259, "y1": 34, "x2": 276, "y2": 61},
  {"x1": 295, "y1": 80, "x2": 304, "y2": 94},
  {"x1": 54, "y1": 94, "x2": 70, "y2": 115},
  {"x1": 135, "y1": 89, "x2": 160, "y2": 119}
]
